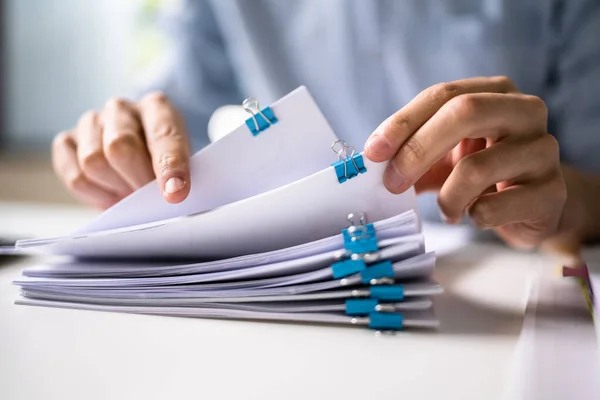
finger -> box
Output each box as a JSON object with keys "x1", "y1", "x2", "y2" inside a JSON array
[
  {"x1": 52, "y1": 131, "x2": 121, "y2": 209},
  {"x1": 384, "y1": 93, "x2": 548, "y2": 193},
  {"x1": 365, "y1": 76, "x2": 518, "y2": 161},
  {"x1": 74, "y1": 110, "x2": 133, "y2": 197},
  {"x1": 414, "y1": 138, "x2": 487, "y2": 193},
  {"x1": 438, "y1": 134, "x2": 560, "y2": 223},
  {"x1": 468, "y1": 179, "x2": 565, "y2": 234},
  {"x1": 138, "y1": 92, "x2": 191, "y2": 203},
  {"x1": 102, "y1": 97, "x2": 155, "y2": 189}
]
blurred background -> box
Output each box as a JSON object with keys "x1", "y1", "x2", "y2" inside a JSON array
[{"x1": 0, "y1": 0, "x2": 172, "y2": 205}]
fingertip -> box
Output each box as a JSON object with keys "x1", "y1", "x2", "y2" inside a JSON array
[
  {"x1": 438, "y1": 208, "x2": 460, "y2": 225},
  {"x1": 364, "y1": 133, "x2": 393, "y2": 162},
  {"x1": 383, "y1": 162, "x2": 409, "y2": 194},
  {"x1": 383, "y1": 179, "x2": 404, "y2": 195},
  {"x1": 162, "y1": 176, "x2": 190, "y2": 204}
]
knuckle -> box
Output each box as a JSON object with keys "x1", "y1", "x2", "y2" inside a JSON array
[
  {"x1": 469, "y1": 200, "x2": 495, "y2": 229},
  {"x1": 398, "y1": 137, "x2": 426, "y2": 168},
  {"x1": 386, "y1": 114, "x2": 411, "y2": 137},
  {"x1": 65, "y1": 172, "x2": 88, "y2": 192},
  {"x1": 447, "y1": 94, "x2": 479, "y2": 121},
  {"x1": 429, "y1": 81, "x2": 461, "y2": 103},
  {"x1": 77, "y1": 110, "x2": 98, "y2": 126},
  {"x1": 436, "y1": 195, "x2": 457, "y2": 221},
  {"x1": 80, "y1": 150, "x2": 107, "y2": 174},
  {"x1": 524, "y1": 95, "x2": 548, "y2": 121},
  {"x1": 104, "y1": 96, "x2": 128, "y2": 111},
  {"x1": 525, "y1": 135, "x2": 560, "y2": 172},
  {"x1": 491, "y1": 75, "x2": 515, "y2": 90},
  {"x1": 456, "y1": 155, "x2": 487, "y2": 187},
  {"x1": 540, "y1": 134, "x2": 560, "y2": 159},
  {"x1": 141, "y1": 91, "x2": 169, "y2": 106},
  {"x1": 150, "y1": 124, "x2": 179, "y2": 141},
  {"x1": 105, "y1": 134, "x2": 141, "y2": 163},
  {"x1": 157, "y1": 153, "x2": 183, "y2": 176},
  {"x1": 466, "y1": 168, "x2": 487, "y2": 188},
  {"x1": 52, "y1": 131, "x2": 71, "y2": 151}
]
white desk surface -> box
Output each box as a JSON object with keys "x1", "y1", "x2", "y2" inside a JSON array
[{"x1": 0, "y1": 201, "x2": 595, "y2": 400}]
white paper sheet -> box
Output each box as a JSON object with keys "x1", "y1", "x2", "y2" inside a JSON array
[
  {"x1": 17, "y1": 157, "x2": 418, "y2": 259},
  {"x1": 15, "y1": 299, "x2": 440, "y2": 329},
  {"x1": 19, "y1": 279, "x2": 442, "y2": 303},
  {"x1": 22, "y1": 214, "x2": 422, "y2": 278},
  {"x1": 15, "y1": 250, "x2": 434, "y2": 290},
  {"x1": 20, "y1": 235, "x2": 422, "y2": 281},
  {"x1": 18, "y1": 292, "x2": 434, "y2": 311},
  {"x1": 76, "y1": 86, "x2": 339, "y2": 235}
]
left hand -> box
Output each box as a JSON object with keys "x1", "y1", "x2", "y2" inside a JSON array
[{"x1": 364, "y1": 76, "x2": 567, "y2": 249}]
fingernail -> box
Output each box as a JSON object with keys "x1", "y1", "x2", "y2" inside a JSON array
[
  {"x1": 165, "y1": 177, "x2": 185, "y2": 194},
  {"x1": 383, "y1": 163, "x2": 405, "y2": 193}
]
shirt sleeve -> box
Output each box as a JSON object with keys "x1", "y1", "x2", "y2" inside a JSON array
[
  {"x1": 140, "y1": 0, "x2": 242, "y2": 152},
  {"x1": 546, "y1": 0, "x2": 600, "y2": 174}
]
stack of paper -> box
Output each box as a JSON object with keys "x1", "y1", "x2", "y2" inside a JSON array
[{"x1": 12, "y1": 87, "x2": 441, "y2": 331}]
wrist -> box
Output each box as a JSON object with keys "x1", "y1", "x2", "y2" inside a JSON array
[{"x1": 555, "y1": 164, "x2": 600, "y2": 243}]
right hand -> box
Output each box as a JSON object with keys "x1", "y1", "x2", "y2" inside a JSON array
[{"x1": 52, "y1": 92, "x2": 191, "y2": 209}]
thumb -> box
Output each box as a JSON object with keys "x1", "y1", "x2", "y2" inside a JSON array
[{"x1": 137, "y1": 92, "x2": 191, "y2": 204}]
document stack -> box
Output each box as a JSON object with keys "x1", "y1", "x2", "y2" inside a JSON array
[{"x1": 13, "y1": 87, "x2": 442, "y2": 331}]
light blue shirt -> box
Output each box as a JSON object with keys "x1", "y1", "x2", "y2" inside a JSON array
[{"x1": 149, "y1": 0, "x2": 600, "y2": 221}]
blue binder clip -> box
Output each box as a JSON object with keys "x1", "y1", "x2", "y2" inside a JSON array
[
  {"x1": 342, "y1": 213, "x2": 378, "y2": 254},
  {"x1": 360, "y1": 261, "x2": 395, "y2": 284},
  {"x1": 330, "y1": 140, "x2": 367, "y2": 183},
  {"x1": 331, "y1": 259, "x2": 366, "y2": 279},
  {"x1": 370, "y1": 284, "x2": 404, "y2": 300},
  {"x1": 345, "y1": 299, "x2": 378, "y2": 315},
  {"x1": 242, "y1": 97, "x2": 278, "y2": 136},
  {"x1": 332, "y1": 212, "x2": 389, "y2": 281},
  {"x1": 368, "y1": 312, "x2": 404, "y2": 330},
  {"x1": 345, "y1": 299, "x2": 399, "y2": 315},
  {"x1": 343, "y1": 225, "x2": 377, "y2": 254}
]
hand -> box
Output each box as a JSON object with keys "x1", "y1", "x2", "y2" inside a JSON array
[
  {"x1": 52, "y1": 92, "x2": 191, "y2": 209},
  {"x1": 365, "y1": 76, "x2": 567, "y2": 249}
]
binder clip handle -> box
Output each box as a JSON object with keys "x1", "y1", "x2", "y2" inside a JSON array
[
  {"x1": 347, "y1": 212, "x2": 367, "y2": 226},
  {"x1": 347, "y1": 213, "x2": 370, "y2": 242},
  {"x1": 347, "y1": 213, "x2": 370, "y2": 241},
  {"x1": 331, "y1": 140, "x2": 366, "y2": 183},
  {"x1": 242, "y1": 97, "x2": 278, "y2": 135},
  {"x1": 343, "y1": 212, "x2": 378, "y2": 254}
]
